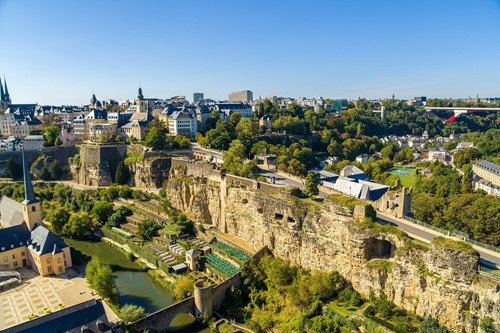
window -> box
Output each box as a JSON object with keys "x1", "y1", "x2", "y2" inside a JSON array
[
  {"x1": 3, "y1": 256, "x2": 7, "y2": 262},
  {"x1": 13, "y1": 261, "x2": 18, "y2": 267},
  {"x1": 48, "y1": 266, "x2": 52, "y2": 272},
  {"x1": 58, "y1": 266, "x2": 63, "y2": 273},
  {"x1": 21, "y1": 251, "x2": 25, "y2": 257},
  {"x1": 32, "y1": 206, "x2": 36, "y2": 212},
  {"x1": 47, "y1": 258, "x2": 51, "y2": 264},
  {"x1": 57, "y1": 257, "x2": 62, "y2": 263},
  {"x1": 12, "y1": 254, "x2": 16, "y2": 259}
]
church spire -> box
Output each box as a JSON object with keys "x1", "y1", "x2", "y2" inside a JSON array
[
  {"x1": 22, "y1": 149, "x2": 38, "y2": 205},
  {"x1": 3, "y1": 76, "x2": 10, "y2": 102},
  {"x1": 138, "y1": 85, "x2": 144, "y2": 100},
  {"x1": 0, "y1": 76, "x2": 4, "y2": 102}
]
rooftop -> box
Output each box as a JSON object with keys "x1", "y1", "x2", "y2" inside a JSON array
[{"x1": 475, "y1": 160, "x2": 500, "y2": 177}]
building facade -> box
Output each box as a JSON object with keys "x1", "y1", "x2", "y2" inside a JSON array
[
  {"x1": 228, "y1": 90, "x2": 253, "y2": 103},
  {"x1": 0, "y1": 150, "x2": 72, "y2": 276}
]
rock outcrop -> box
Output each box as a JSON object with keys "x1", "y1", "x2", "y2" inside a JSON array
[
  {"x1": 165, "y1": 158, "x2": 500, "y2": 332},
  {"x1": 74, "y1": 143, "x2": 126, "y2": 186},
  {"x1": 131, "y1": 155, "x2": 172, "y2": 189}
]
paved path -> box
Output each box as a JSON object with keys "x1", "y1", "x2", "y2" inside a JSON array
[
  {"x1": 45, "y1": 180, "x2": 161, "y2": 195},
  {"x1": 377, "y1": 212, "x2": 500, "y2": 268},
  {"x1": 0, "y1": 268, "x2": 117, "y2": 330}
]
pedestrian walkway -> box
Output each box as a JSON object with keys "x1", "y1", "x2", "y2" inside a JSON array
[{"x1": 0, "y1": 268, "x2": 94, "y2": 330}]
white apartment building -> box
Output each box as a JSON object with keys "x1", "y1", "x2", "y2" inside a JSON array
[
  {"x1": 168, "y1": 111, "x2": 198, "y2": 137},
  {"x1": 22, "y1": 135, "x2": 45, "y2": 151}
]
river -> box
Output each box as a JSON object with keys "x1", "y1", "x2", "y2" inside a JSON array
[{"x1": 65, "y1": 238, "x2": 210, "y2": 333}]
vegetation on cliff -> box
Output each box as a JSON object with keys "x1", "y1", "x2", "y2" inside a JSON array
[
  {"x1": 431, "y1": 237, "x2": 476, "y2": 253},
  {"x1": 220, "y1": 255, "x2": 455, "y2": 333}
]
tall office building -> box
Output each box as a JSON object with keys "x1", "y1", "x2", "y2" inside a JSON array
[
  {"x1": 228, "y1": 90, "x2": 253, "y2": 103},
  {"x1": 193, "y1": 92, "x2": 204, "y2": 103}
]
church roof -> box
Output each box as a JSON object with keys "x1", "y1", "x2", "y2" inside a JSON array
[
  {"x1": 0, "y1": 196, "x2": 24, "y2": 228},
  {"x1": 28, "y1": 224, "x2": 69, "y2": 255},
  {"x1": 0, "y1": 223, "x2": 30, "y2": 253}
]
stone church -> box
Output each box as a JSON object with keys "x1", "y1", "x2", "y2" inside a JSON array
[{"x1": 0, "y1": 151, "x2": 72, "y2": 276}]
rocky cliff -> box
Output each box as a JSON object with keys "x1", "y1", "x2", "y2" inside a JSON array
[
  {"x1": 73, "y1": 143, "x2": 189, "y2": 188},
  {"x1": 165, "y1": 159, "x2": 499, "y2": 332}
]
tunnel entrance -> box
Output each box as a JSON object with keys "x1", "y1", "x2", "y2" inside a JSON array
[{"x1": 365, "y1": 238, "x2": 394, "y2": 260}]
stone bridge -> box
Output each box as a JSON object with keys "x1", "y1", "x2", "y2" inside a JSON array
[
  {"x1": 132, "y1": 275, "x2": 241, "y2": 332},
  {"x1": 133, "y1": 297, "x2": 195, "y2": 333}
]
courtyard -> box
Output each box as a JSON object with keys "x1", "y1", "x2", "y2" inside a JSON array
[{"x1": 0, "y1": 267, "x2": 116, "y2": 330}]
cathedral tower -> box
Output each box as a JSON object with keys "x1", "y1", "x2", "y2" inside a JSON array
[{"x1": 21, "y1": 149, "x2": 41, "y2": 230}]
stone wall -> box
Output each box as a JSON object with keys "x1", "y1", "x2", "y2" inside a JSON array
[
  {"x1": 0, "y1": 146, "x2": 77, "y2": 178},
  {"x1": 165, "y1": 164, "x2": 500, "y2": 332},
  {"x1": 133, "y1": 275, "x2": 241, "y2": 333},
  {"x1": 133, "y1": 297, "x2": 195, "y2": 333},
  {"x1": 372, "y1": 187, "x2": 412, "y2": 218},
  {"x1": 77, "y1": 143, "x2": 126, "y2": 186},
  {"x1": 132, "y1": 155, "x2": 172, "y2": 188}
]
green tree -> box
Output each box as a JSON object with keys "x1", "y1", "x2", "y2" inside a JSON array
[
  {"x1": 48, "y1": 159, "x2": 62, "y2": 180},
  {"x1": 107, "y1": 212, "x2": 125, "y2": 227},
  {"x1": 115, "y1": 161, "x2": 130, "y2": 185},
  {"x1": 304, "y1": 171, "x2": 319, "y2": 197},
  {"x1": 118, "y1": 185, "x2": 132, "y2": 198},
  {"x1": 63, "y1": 212, "x2": 93, "y2": 239},
  {"x1": 49, "y1": 207, "x2": 70, "y2": 234},
  {"x1": 172, "y1": 275, "x2": 195, "y2": 300},
  {"x1": 92, "y1": 201, "x2": 114, "y2": 223},
  {"x1": 229, "y1": 112, "x2": 242, "y2": 128},
  {"x1": 85, "y1": 257, "x2": 120, "y2": 305},
  {"x1": 5, "y1": 157, "x2": 22, "y2": 179},
  {"x1": 44, "y1": 125, "x2": 60, "y2": 146},
  {"x1": 144, "y1": 126, "x2": 165, "y2": 150},
  {"x1": 54, "y1": 136, "x2": 63, "y2": 146},
  {"x1": 309, "y1": 316, "x2": 339, "y2": 333},
  {"x1": 419, "y1": 316, "x2": 453, "y2": 333},
  {"x1": 173, "y1": 135, "x2": 191, "y2": 148},
  {"x1": 223, "y1": 140, "x2": 248, "y2": 176},
  {"x1": 119, "y1": 304, "x2": 145, "y2": 324},
  {"x1": 138, "y1": 218, "x2": 160, "y2": 240},
  {"x1": 372, "y1": 293, "x2": 395, "y2": 319}
]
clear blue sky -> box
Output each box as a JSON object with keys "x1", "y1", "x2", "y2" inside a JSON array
[{"x1": 1, "y1": 0, "x2": 500, "y2": 105}]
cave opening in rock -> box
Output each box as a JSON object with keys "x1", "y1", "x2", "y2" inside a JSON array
[
  {"x1": 275, "y1": 213, "x2": 284, "y2": 220},
  {"x1": 242, "y1": 198, "x2": 248, "y2": 204},
  {"x1": 287, "y1": 217, "x2": 295, "y2": 223},
  {"x1": 365, "y1": 238, "x2": 394, "y2": 260}
]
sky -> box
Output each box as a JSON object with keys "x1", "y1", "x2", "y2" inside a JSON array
[{"x1": 1, "y1": 0, "x2": 500, "y2": 105}]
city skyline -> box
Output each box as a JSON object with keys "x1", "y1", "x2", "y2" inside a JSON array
[{"x1": 1, "y1": 0, "x2": 500, "y2": 105}]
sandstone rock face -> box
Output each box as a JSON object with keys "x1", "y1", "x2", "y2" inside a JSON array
[
  {"x1": 165, "y1": 161, "x2": 500, "y2": 332},
  {"x1": 75, "y1": 143, "x2": 125, "y2": 186},
  {"x1": 132, "y1": 157, "x2": 172, "y2": 188}
]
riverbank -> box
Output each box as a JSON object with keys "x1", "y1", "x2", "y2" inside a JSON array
[{"x1": 65, "y1": 238, "x2": 210, "y2": 333}]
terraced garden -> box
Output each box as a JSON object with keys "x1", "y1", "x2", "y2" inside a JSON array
[{"x1": 205, "y1": 253, "x2": 239, "y2": 277}]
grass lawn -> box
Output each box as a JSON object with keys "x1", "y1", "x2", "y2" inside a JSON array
[
  {"x1": 390, "y1": 167, "x2": 417, "y2": 187},
  {"x1": 409, "y1": 237, "x2": 430, "y2": 251},
  {"x1": 327, "y1": 301, "x2": 359, "y2": 317},
  {"x1": 217, "y1": 321, "x2": 234, "y2": 333}
]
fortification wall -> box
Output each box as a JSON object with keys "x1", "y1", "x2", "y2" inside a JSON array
[
  {"x1": 77, "y1": 143, "x2": 126, "y2": 186},
  {"x1": 164, "y1": 163, "x2": 500, "y2": 332},
  {"x1": 0, "y1": 146, "x2": 78, "y2": 178}
]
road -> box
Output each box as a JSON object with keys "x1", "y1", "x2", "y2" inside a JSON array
[
  {"x1": 378, "y1": 212, "x2": 500, "y2": 268},
  {"x1": 260, "y1": 169, "x2": 500, "y2": 268},
  {"x1": 258, "y1": 168, "x2": 329, "y2": 197}
]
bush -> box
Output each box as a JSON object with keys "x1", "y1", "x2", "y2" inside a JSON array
[{"x1": 119, "y1": 304, "x2": 145, "y2": 324}]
